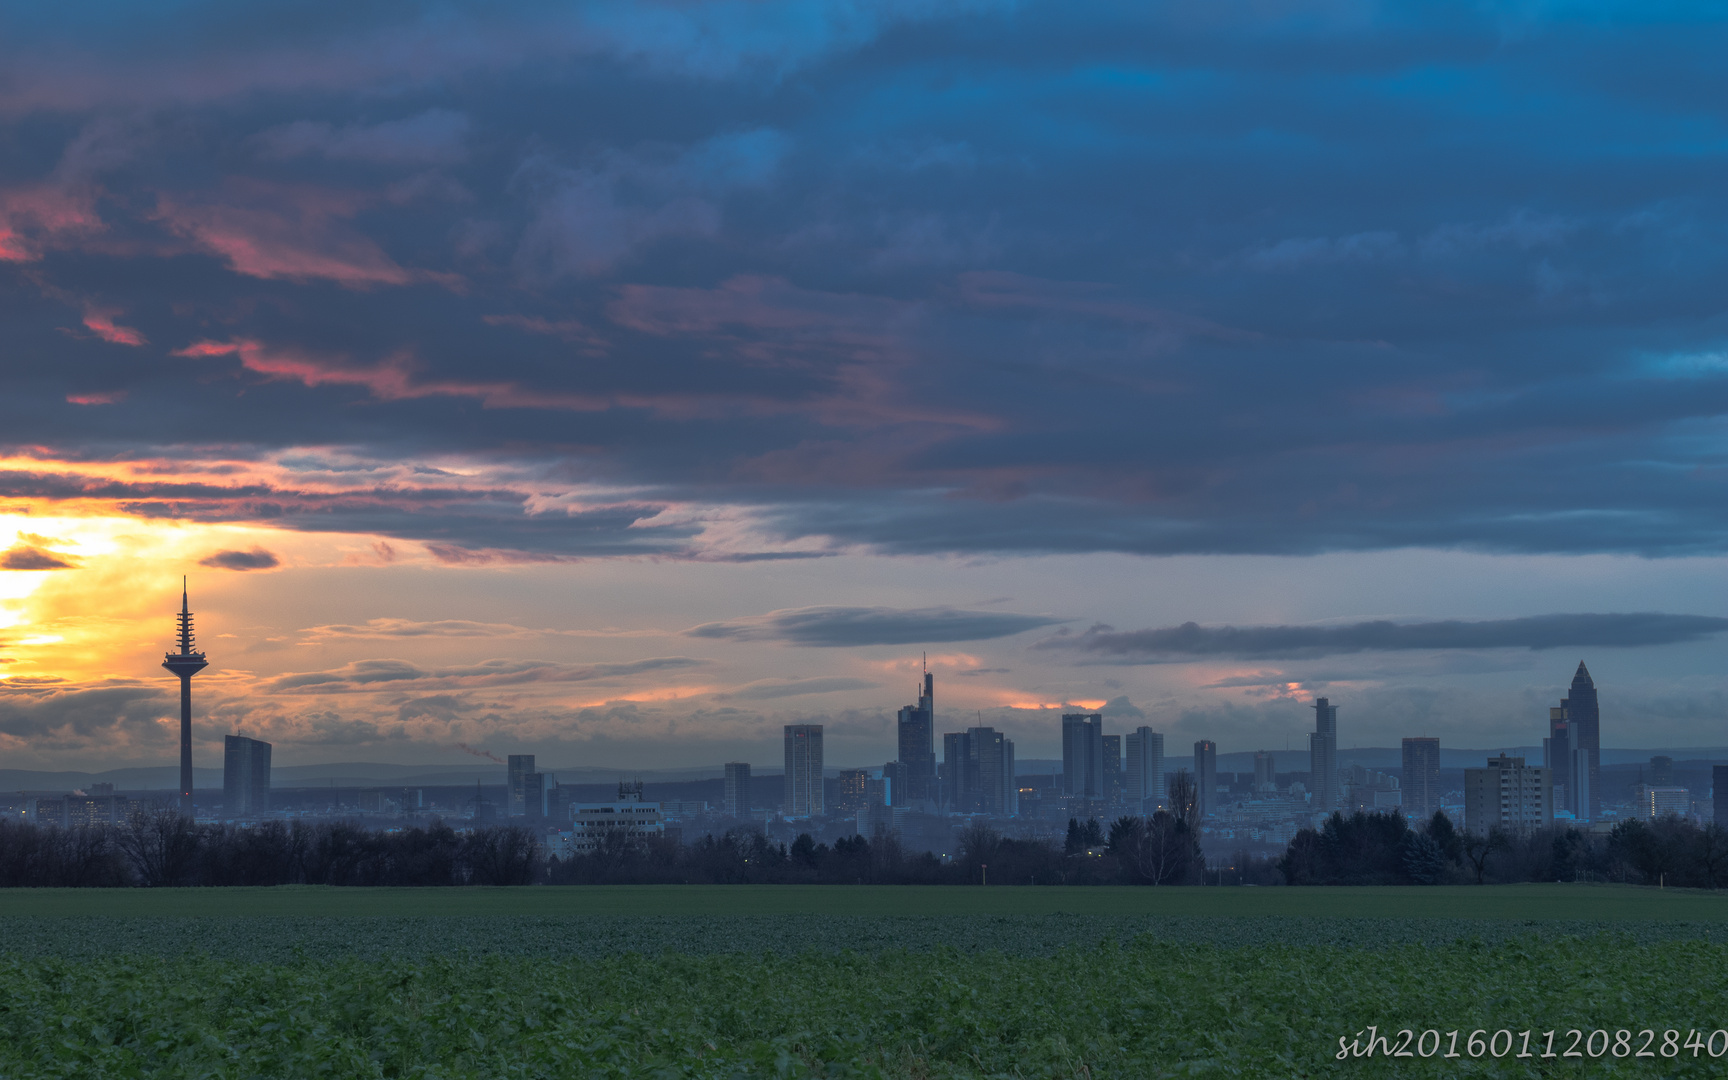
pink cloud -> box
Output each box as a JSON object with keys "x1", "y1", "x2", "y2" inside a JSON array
[
  {"x1": 174, "y1": 337, "x2": 608, "y2": 411},
  {"x1": 81, "y1": 307, "x2": 146, "y2": 346},
  {"x1": 153, "y1": 182, "x2": 455, "y2": 289},
  {"x1": 0, "y1": 185, "x2": 102, "y2": 262},
  {"x1": 65, "y1": 391, "x2": 128, "y2": 405}
]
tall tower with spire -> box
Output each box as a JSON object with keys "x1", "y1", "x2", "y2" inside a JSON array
[
  {"x1": 161, "y1": 578, "x2": 209, "y2": 815},
  {"x1": 1562, "y1": 661, "x2": 1600, "y2": 821}
]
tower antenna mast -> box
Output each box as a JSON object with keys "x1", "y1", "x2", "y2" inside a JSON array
[{"x1": 162, "y1": 577, "x2": 210, "y2": 816}]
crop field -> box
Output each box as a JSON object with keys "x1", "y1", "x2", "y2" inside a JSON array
[
  {"x1": 4, "y1": 885, "x2": 1726, "y2": 1078},
  {"x1": 4, "y1": 937, "x2": 1728, "y2": 1077}
]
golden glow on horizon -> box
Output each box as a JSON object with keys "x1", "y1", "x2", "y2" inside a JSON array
[{"x1": 0, "y1": 511, "x2": 323, "y2": 683}]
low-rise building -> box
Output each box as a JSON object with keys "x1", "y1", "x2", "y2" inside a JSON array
[
  {"x1": 1636, "y1": 785, "x2": 1691, "y2": 821},
  {"x1": 557, "y1": 781, "x2": 665, "y2": 856}
]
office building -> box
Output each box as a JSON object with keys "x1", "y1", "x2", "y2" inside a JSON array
[
  {"x1": 68, "y1": 793, "x2": 132, "y2": 827},
  {"x1": 507, "y1": 755, "x2": 535, "y2": 817},
  {"x1": 1545, "y1": 714, "x2": 1572, "y2": 815},
  {"x1": 1102, "y1": 734, "x2": 1122, "y2": 806},
  {"x1": 522, "y1": 770, "x2": 547, "y2": 819},
  {"x1": 1125, "y1": 727, "x2": 1166, "y2": 812},
  {"x1": 784, "y1": 724, "x2": 824, "y2": 817},
  {"x1": 941, "y1": 727, "x2": 1015, "y2": 815},
  {"x1": 1714, "y1": 765, "x2": 1728, "y2": 825},
  {"x1": 1650, "y1": 756, "x2": 1675, "y2": 786},
  {"x1": 1637, "y1": 786, "x2": 1690, "y2": 821},
  {"x1": 1401, "y1": 737, "x2": 1440, "y2": 821},
  {"x1": 1310, "y1": 697, "x2": 1339, "y2": 812},
  {"x1": 1253, "y1": 750, "x2": 1276, "y2": 791},
  {"x1": 1193, "y1": 739, "x2": 1217, "y2": 819},
  {"x1": 161, "y1": 579, "x2": 210, "y2": 815},
  {"x1": 559, "y1": 781, "x2": 664, "y2": 856},
  {"x1": 1061, "y1": 712, "x2": 1104, "y2": 801},
  {"x1": 1569, "y1": 747, "x2": 1590, "y2": 821},
  {"x1": 896, "y1": 671, "x2": 937, "y2": 804},
  {"x1": 1463, "y1": 755, "x2": 1552, "y2": 835},
  {"x1": 222, "y1": 734, "x2": 272, "y2": 818},
  {"x1": 837, "y1": 768, "x2": 870, "y2": 814},
  {"x1": 723, "y1": 761, "x2": 751, "y2": 817},
  {"x1": 1550, "y1": 663, "x2": 1601, "y2": 821}
]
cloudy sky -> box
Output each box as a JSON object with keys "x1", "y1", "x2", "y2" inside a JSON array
[{"x1": 3, "y1": 0, "x2": 1728, "y2": 772}]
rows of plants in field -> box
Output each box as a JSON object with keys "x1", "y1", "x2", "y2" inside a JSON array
[
  {"x1": 4, "y1": 914, "x2": 1728, "y2": 962},
  {"x1": 3, "y1": 939, "x2": 1726, "y2": 1078}
]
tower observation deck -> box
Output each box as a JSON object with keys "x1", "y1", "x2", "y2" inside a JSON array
[{"x1": 161, "y1": 578, "x2": 209, "y2": 814}]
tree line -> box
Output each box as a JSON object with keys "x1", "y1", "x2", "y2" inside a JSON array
[
  {"x1": 0, "y1": 804, "x2": 1207, "y2": 887},
  {"x1": 0, "y1": 807, "x2": 539, "y2": 887},
  {"x1": 1280, "y1": 809, "x2": 1728, "y2": 887},
  {"x1": 545, "y1": 809, "x2": 1206, "y2": 886},
  {"x1": 4, "y1": 801, "x2": 1723, "y2": 888}
]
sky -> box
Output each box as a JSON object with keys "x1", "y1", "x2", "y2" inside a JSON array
[{"x1": 4, "y1": 0, "x2": 1728, "y2": 773}]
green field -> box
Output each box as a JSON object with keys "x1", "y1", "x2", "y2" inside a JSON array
[
  {"x1": 1, "y1": 881, "x2": 1723, "y2": 919},
  {"x1": 3, "y1": 938, "x2": 1727, "y2": 1078},
  {"x1": 6, "y1": 886, "x2": 1725, "y2": 1078}
]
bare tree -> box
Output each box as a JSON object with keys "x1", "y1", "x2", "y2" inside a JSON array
[
  {"x1": 1460, "y1": 826, "x2": 1508, "y2": 885},
  {"x1": 1168, "y1": 771, "x2": 1197, "y2": 828},
  {"x1": 460, "y1": 824, "x2": 541, "y2": 885},
  {"x1": 115, "y1": 803, "x2": 200, "y2": 887}
]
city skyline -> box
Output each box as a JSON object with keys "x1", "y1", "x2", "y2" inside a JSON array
[
  {"x1": 67, "y1": 584, "x2": 1709, "y2": 786},
  {"x1": 7, "y1": 3, "x2": 1728, "y2": 772}
]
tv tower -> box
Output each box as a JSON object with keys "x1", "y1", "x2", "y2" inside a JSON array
[{"x1": 161, "y1": 577, "x2": 209, "y2": 815}]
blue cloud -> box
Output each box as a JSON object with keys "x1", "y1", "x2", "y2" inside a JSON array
[{"x1": 3, "y1": 1, "x2": 1728, "y2": 558}]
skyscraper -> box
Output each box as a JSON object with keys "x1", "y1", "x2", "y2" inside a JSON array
[
  {"x1": 222, "y1": 734, "x2": 271, "y2": 818},
  {"x1": 1714, "y1": 765, "x2": 1727, "y2": 826},
  {"x1": 1546, "y1": 713, "x2": 1572, "y2": 814},
  {"x1": 784, "y1": 724, "x2": 824, "y2": 817},
  {"x1": 895, "y1": 670, "x2": 937, "y2": 804},
  {"x1": 1562, "y1": 662, "x2": 1600, "y2": 821},
  {"x1": 522, "y1": 770, "x2": 546, "y2": 819},
  {"x1": 507, "y1": 755, "x2": 535, "y2": 817},
  {"x1": 1125, "y1": 727, "x2": 1165, "y2": 812},
  {"x1": 1310, "y1": 697, "x2": 1339, "y2": 812},
  {"x1": 944, "y1": 726, "x2": 1016, "y2": 815},
  {"x1": 1102, "y1": 734, "x2": 1122, "y2": 806},
  {"x1": 1193, "y1": 739, "x2": 1217, "y2": 819},
  {"x1": 837, "y1": 768, "x2": 870, "y2": 814},
  {"x1": 1252, "y1": 750, "x2": 1276, "y2": 790},
  {"x1": 723, "y1": 761, "x2": 751, "y2": 817},
  {"x1": 161, "y1": 578, "x2": 209, "y2": 815},
  {"x1": 1401, "y1": 737, "x2": 1440, "y2": 821},
  {"x1": 1061, "y1": 712, "x2": 1104, "y2": 801}
]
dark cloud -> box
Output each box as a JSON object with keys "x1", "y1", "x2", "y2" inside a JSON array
[
  {"x1": 1039, "y1": 614, "x2": 1728, "y2": 662},
  {"x1": 267, "y1": 655, "x2": 707, "y2": 693},
  {"x1": 198, "y1": 547, "x2": 280, "y2": 571},
  {"x1": 2, "y1": 4, "x2": 1728, "y2": 558},
  {"x1": 687, "y1": 606, "x2": 1067, "y2": 647},
  {"x1": 0, "y1": 682, "x2": 167, "y2": 743},
  {"x1": 0, "y1": 545, "x2": 76, "y2": 570}
]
